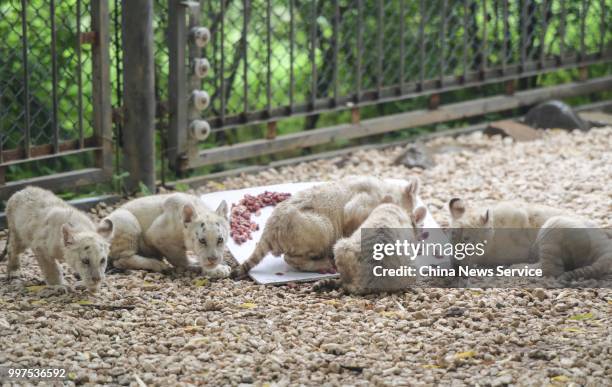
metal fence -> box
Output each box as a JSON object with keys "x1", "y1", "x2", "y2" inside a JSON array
[
  {"x1": 1, "y1": 1, "x2": 611, "y2": 198},
  {"x1": 166, "y1": 0, "x2": 612, "y2": 172},
  {"x1": 0, "y1": 0, "x2": 112, "y2": 198}
]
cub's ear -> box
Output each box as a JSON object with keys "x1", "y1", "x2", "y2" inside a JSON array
[
  {"x1": 183, "y1": 204, "x2": 196, "y2": 226},
  {"x1": 480, "y1": 209, "x2": 491, "y2": 225},
  {"x1": 449, "y1": 198, "x2": 465, "y2": 219},
  {"x1": 61, "y1": 223, "x2": 76, "y2": 247},
  {"x1": 215, "y1": 200, "x2": 229, "y2": 220},
  {"x1": 404, "y1": 177, "x2": 420, "y2": 196},
  {"x1": 97, "y1": 218, "x2": 114, "y2": 241},
  {"x1": 413, "y1": 206, "x2": 427, "y2": 225},
  {"x1": 402, "y1": 177, "x2": 420, "y2": 210}
]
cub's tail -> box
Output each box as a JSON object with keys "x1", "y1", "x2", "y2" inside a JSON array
[
  {"x1": 312, "y1": 278, "x2": 342, "y2": 292},
  {"x1": 0, "y1": 230, "x2": 8, "y2": 262},
  {"x1": 231, "y1": 237, "x2": 272, "y2": 279}
]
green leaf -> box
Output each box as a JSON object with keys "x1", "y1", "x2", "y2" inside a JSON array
[{"x1": 568, "y1": 312, "x2": 593, "y2": 321}]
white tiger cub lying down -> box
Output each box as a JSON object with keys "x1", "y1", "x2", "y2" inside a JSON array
[
  {"x1": 232, "y1": 175, "x2": 421, "y2": 279},
  {"x1": 1, "y1": 186, "x2": 114, "y2": 292},
  {"x1": 528, "y1": 216, "x2": 612, "y2": 281},
  {"x1": 102, "y1": 193, "x2": 231, "y2": 278},
  {"x1": 314, "y1": 202, "x2": 427, "y2": 295},
  {"x1": 448, "y1": 198, "x2": 566, "y2": 266}
]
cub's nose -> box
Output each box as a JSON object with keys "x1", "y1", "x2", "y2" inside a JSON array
[{"x1": 207, "y1": 257, "x2": 218, "y2": 264}]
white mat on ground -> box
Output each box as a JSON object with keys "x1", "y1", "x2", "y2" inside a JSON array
[{"x1": 200, "y1": 180, "x2": 450, "y2": 285}]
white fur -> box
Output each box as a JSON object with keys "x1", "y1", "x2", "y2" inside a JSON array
[
  {"x1": 5, "y1": 186, "x2": 113, "y2": 291},
  {"x1": 103, "y1": 193, "x2": 231, "y2": 277}
]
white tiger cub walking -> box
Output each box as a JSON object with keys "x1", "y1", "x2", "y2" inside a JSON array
[{"x1": 1, "y1": 186, "x2": 114, "y2": 291}]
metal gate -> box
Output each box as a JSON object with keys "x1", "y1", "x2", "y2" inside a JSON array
[
  {"x1": 166, "y1": 0, "x2": 612, "y2": 174},
  {"x1": 0, "y1": 0, "x2": 112, "y2": 199}
]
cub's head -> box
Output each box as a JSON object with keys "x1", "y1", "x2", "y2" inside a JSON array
[
  {"x1": 182, "y1": 201, "x2": 229, "y2": 270},
  {"x1": 448, "y1": 198, "x2": 494, "y2": 245},
  {"x1": 62, "y1": 220, "x2": 113, "y2": 292}
]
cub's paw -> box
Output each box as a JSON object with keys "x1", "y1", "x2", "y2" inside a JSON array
[
  {"x1": 202, "y1": 264, "x2": 231, "y2": 279},
  {"x1": 230, "y1": 265, "x2": 249, "y2": 280},
  {"x1": 151, "y1": 259, "x2": 173, "y2": 274},
  {"x1": 38, "y1": 284, "x2": 73, "y2": 297}
]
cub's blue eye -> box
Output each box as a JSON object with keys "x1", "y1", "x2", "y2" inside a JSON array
[
  {"x1": 82, "y1": 257, "x2": 90, "y2": 265},
  {"x1": 199, "y1": 238, "x2": 208, "y2": 246},
  {"x1": 217, "y1": 237, "x2": 224, "y2": 245}
]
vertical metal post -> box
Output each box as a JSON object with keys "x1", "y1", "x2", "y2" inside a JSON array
[
  {"x1": 520, "y1": 0, "x2": 527, "y2": 72},
  {"x1": 440, "y1": 0, "x2": 447, "y2": 86},
  {"x1": 502, "y1": 0, "x2": 508, "y2": 74},
  {"x1": 399, "y1": 0, "x2": 405, "y2": 90},
  {"x1": 243, "y1": 0, "x2": 249, "y2": 116},
  {"x1": 289, "y1": 0, "x2": 295, "y2": 111},
  {"x1": 76, "y1": 0, "x2": 84, "y2": 149},
  {"x1": 20, "y1": 0, "x2": 30, "y2": 158},
  {"x1": 599, "y1": 0, "x2": 606, "y2": 57},
  {"x1": 419, "y1": 0, "x2": 425, "y2": 89},
  {"x1": 220, "y1": 0, "x2": 226, "y2": 124},
  {"x1": 481, "y1": 0, "x2": 487, "y2": 78},
  {"x1": 559, "y1": 0, "x2": 566, "y2": 63},
  {"x1": 168, "y1": 0, "x2": 188, "y2": 172},
  {"x1": 579, "y1": 0, "x2": 586, "y2": 60},
  {"x1": 121, "y1": 0, "x2": 156, "y2": 192},
  {"x1": 356, "y1": 0, "x2": 363, "y2": 101},
  {"x1": 266, "y1": 0, "x2": 272, "y2": 115},
  {"x1": 539, "y1": 0, "x2": 547, "y2": 68},
  {"x1": 91, "y1": 0, "x2": 113, "y2": 178},
  {"x1": 50, "y1": 0, "x2": 59, "y2": 153},
  {"x1": 333, "y1": 0, "x2": 339, "y2": 105},
  {"x1": 310, "y1": 0, "x2": 317, "y2": 108},
  {"x1": 462, "y1": 0, "x2": 468, "y2": 82},
  {"x1": 377, "y1": 0, "x2": 383, "y2": 95}
]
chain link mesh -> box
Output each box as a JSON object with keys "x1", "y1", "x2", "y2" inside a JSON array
[{"x1": 0, "y1": 0, "x2": 94, "y2": 151}]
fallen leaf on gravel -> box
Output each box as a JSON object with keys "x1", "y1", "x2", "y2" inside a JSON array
[
  {"x1": 75, "y1": 300, "x2": 94, "y2": 306},
  {"x1": 379, "y1": 311, "x2": 400, "y2": 318},
  {"x1": 324, "y1": 300, "x2": 339, "y2": 305},
  {"x1": 454, "y1": 351, "x2": 477, "y2": 359},
  {"x1": 568, "y1": 312, "x2": 593, "y2": 321},
  {"x1": 193, "y1": 278, "x2": 209, "y2": 287},
  {"x1": 26, "y1": 285, "x2": 47, "y2": 293},
  {"x1": 562, "y1": 327, "x2": 585, "y2": 333},
  {"x1": 422, "y1": 364, "x2": 440, "y2": 369},
  {"x1": 551, "y1": 375, "x2": 570, "y2": 382},
  {"x1": 30, "y1": 299, "x2": 47, "y2": 305},
  {"x1": 67, "y1": 372, "x2": 77, "y2": 381},
  {"x1": 184, "y1": 326, "x2": 202, "y2": 332},
  {"x1": 240, "y1": 302, "x2": 257, "y2": 309}
]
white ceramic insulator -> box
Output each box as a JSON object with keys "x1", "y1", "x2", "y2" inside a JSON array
[
  {"x1": 192, "y1": 90, "x2": 210, "y2": 111},
  {"x1": 192, "y1": 27, "x2": 211, "y2": 47},
  {"x1": 194, "y1": 58, "x2": 210, "y2": 78},
  {"x1": 189, "y1": 120, "x2": 211, "y2": 141}
]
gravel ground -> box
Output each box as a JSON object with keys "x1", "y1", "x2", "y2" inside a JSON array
[{"x1": 0, "y1": 128, "x2": 611, "y2": 386}]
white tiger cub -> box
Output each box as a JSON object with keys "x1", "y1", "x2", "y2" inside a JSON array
[
  {"x1": 1, "y1": 186, "x2": 113, "y2": 291},
  {"x1": 530, "y1": 216, "x2": 612, "y2": 281},
  {"x1": 313, "y1": 202, "x2": 427, "y2": 295},
  {"x1": 102, "y1": 193, "x2": 231, "y2": 278},
  {"x1": 448, "y1": 198, "x2": 566, "y2": 266},
  {"x1": 232, "y1": 176, "x2": 421, "y2": 279}
]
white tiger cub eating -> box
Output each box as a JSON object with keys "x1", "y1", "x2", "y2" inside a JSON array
[
  {"x1": 231, "y1": 176, "x2": 421, "y2": 279},
  {"x1": 313, "y1": 201, "x2": 427, "y2": 295},
  {"x1": 102, "y1": 193, "x2": 231, "y2": 278},
  {"x1": 1, "y1": 186, "x2": 114, "y2": 292}
]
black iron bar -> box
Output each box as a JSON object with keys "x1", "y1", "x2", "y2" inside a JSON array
[{"x1": 20, "y1": 0, "x2": 30, "y2": 157}]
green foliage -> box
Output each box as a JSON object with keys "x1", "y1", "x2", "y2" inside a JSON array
[{"x1": 1, "y1": 0, "x2": 611, "y2": 188}]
